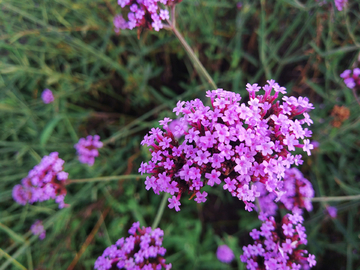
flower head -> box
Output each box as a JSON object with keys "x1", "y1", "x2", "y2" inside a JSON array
[
  {"x1": 74, "y1": 135, "x2": 103, "y2": 166},
  {"x1": 114, "y1": 0, "x2": 182, "y2": 33},
  {"x1": 140, "y1": 81, "x2": 314, "y2": 211},
  {"x1": 334, "y1": 0, "x2": 347, "y2": 11},
  {"x1": 340, "y1": 68, "x2": 360, "y2": 89},
  {"x1": 41, "y1": 89, "x2": 54, "y2": 104},
  {"x1": 12, "y1": 152, "x2": 68, "y2": 208},
  {"x1": 30, "y1": 220, "x2": 46, "y2": 240},
  {"x1": 216, "y1": 245, "x2": 234, "y2": 263},
  {"x1": 325, "y1": 206, "x2": 337, "y2": 218},
  {"x1": 94, "y1": 222, "x2": 171, "y2": 270}
]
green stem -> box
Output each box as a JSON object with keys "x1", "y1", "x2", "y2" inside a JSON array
[
  {"x1": 66, "y1": 174, "x2": 147, "y2": 185},
  {"x1": 152, "y1": 193, "x2": 170, "y2": 230},
  {"x1": 311, "y1": 194, "x2": 360, "y2": 202},
  {"x1": 167, "y1": 6, "x2": 217, "y2": 90}
]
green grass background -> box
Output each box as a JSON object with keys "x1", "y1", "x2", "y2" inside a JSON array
[{"x1": 0, "y1": 0, "x2": 359, "y2": 269}]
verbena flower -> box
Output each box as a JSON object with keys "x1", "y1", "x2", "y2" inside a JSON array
[
  {"x1": 139, "y1": 80, "x2": 314, "y2": 211},
  {"x1": 94, "y1": 221, "x2": 172, "y2": 270},
  {"x1": 340, "y1": 68, "x2": 360, "y2": 89},
  {"x1": 74, "y1": 135, "x2": 103, "y2": 166},
  {"x1": 257, "y1": 167, "x2": 315, "y2": 217},
  {"x1": 216, "y1": 245, "x2": 234, "y2": 264},
  {"x1": 41, "y1": 89, "x2": 54, "y2": 104},
  {"x1": 12, "y1": 152, "x2": 68, "y2": 208},
  {"x1": 114, "y1": 0, "x2": 182, "y2": 33},
  {"x1": 325, "y1": 206, "x2": 337, "y2": 218},
  {"x1": 241, "y1": 213, "x2": 316, "y2": 269},
  {"x1": 334, "y1": 0, "x2": 348, "y2": 11},
  {"x1": 30, "y1": 220, "x2": 46, "y2": 240}
]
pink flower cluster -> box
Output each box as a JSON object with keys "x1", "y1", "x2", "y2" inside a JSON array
[
  {"x1": 94, "y1": 221, "x2": 172, "y2": 270},
  {"x1": 74, "y1": 135, "x2": 103, "y2": 166},
  {"x1": 334, "y1": 0, "x2": 347, "y2": 11},
  {"x1": 257, "y1": 167, "x2": 315, "y2": 217},
  {"x1": 41, "y1": 89, "x2": 54, "y2": 104},
  {"x1": 240, "y1": 212, "x2": 316, "y2": 269},
  {"x1": 12, "y1": 152, "x2": 68, "y2": 208},
  {"x1": 216, "y1": 245, "x2": 234, "y2": 264},
  {"x1": 114, "y1": 0, "x2": 181, "y2": 32},
  {"x1": 340, "y1": 68, "x2": 360, "y2": 89},
  {"x1": 30, "y1": 220, "x2": 46, "y2": 240},
  {"x1": 139, "y1": 80, "x2": 314, "y2": 212}
]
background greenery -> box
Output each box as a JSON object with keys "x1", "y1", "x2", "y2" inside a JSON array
[{"x1": 0, "y1": 0, "x2": 359, "y2": 269}]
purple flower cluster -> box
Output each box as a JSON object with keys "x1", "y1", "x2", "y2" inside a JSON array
[
  {"x1": 12, "y1": 152, "x2": 68, "y2": 208},
  {"x1": 114, "y1": 0, "x2": 181, "y2": 32},
  {"x1": 216, "y1": 245, "x2": 234, "y2": 264},
  {"x1": 257, "y1": 167, "x2": 315, "y2": 217},
  {"x1": 30, "y1": 220, "x2": 46, "y2": 240},
  {"x1": 334, "y1": 0, "x2": 347, "y2": 11},
  {"x1": 139, "y1": 80, "x2": 314, "y2": 212},
  {"x1": 325, "y1": 206, "x2": 337, "y2": 218},
  {"x1": 94, "y1": 222, "x2": 172, "y2": 270},
  {"x1": 41, "y1": 89, "x2": 54, "y2": 104},
  {"x1": 241, "y1": 213, "x2": 316, "y2": 269},
  {"x1": 74, "y1": 135, "x2": 103, "y2": 166},
  {"x1": 340, "y1": 68, "x2": 360, "y2": 89}
]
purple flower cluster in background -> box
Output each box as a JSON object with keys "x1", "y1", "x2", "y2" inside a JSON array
[
  {"x1": 334, "y1": 0, "x2": 348, "y2": 11},
  {"x1": 94, "y1": 221, "x2": 172, "y2": 270},
  {"x1": 326, "y1": 205, "x2": 337, "y2": 218},
  {"x1": 257, "y1": 167, "x2": 315, "y2": 217},
  {"x1": 340, "y1": 68, "x2": 360, "y2": 89},
  {"x1": 139, "y1": 80, "x2": 314, "y2": 211},
  {"x1": 74, "y1": 135, "x2": 103, "y2": 166},
  {"x1": 241, "y1": 213, "x2": 316, "y2": 269},
  {"x1": 30, "y1": 220, "x2": 46, "y2": 240},
  {"x1": 12, "y1": 152, "x2": 68, "y2": 208},
  {"x1": 114, "y1": 0, "x2": 182, "y2": 32},
  {"x1": 41, "y1": 89, "x2": 54, "y2": 104},
  {"x1": 216, "y1": 245, "x2": 234, "y2": 264}
]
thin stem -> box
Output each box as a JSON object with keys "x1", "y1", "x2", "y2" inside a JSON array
[
  {"x1": 152, "y1": 193, "x2": 170, "y2": 230},
  {"x1": 311, "y1": 194, "x2": 360, "y2": 202},
  {"x1": 167, "y1": 6, "x2": 217, "y2": 90},
  {"x1": 66, "y1": 174, "x2": 147, "y2": 185}
]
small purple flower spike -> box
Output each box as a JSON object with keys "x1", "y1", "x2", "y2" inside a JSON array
[
  {"x1": 94, "y1": 222, "x2": 172, "y2": 270},
  {"x1": 217, "y1": 245, "x2": 234, "y2": 263},
  {"x1": 12, "y1": 152, "x2": 68, "y2": 208},
  {"x1": 326, "y1": 206, "x2": 337, "y2": 218},
  {"x1": 30, "y1": 220, "x2": 46, "y2": 240},
  {"x1": 41, "y1": 89, "x2": 54, "y2": 104},
  {"x1": 74, "y1": 135, "x2": 103, "y2": 166}
]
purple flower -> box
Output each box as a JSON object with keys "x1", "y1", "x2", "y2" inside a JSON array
[
  {"x1": 334, "y1": 0, "x2": 347, "y2": 11},
  {"x1": 240, "y1": 214, "x2": 315, "y2": 269},
  {"x1": 326, "y1": 206, "x2": 337, "y2": 218},
  {"x1": 74, "y1": 135, "x2": 103, "y2": 166},
  {"x1": 41, "y1": 89, "x2": 54, "y2": 104},
  {"x1": 216, "y1": 245, "x2": 234, "y2": 263},
  {"x1": 12, "y1": 152, "x2": 68, "y2": 208},
  {"x1": 340, "y1": 68, "x2": 360, "y2": 89},
  {"x1": 94, "y1": 222, "x2": 171, "y2": 270},
  {"x1": 30, "y1": 220, "x2": 46, "y2": 240},
  {"x1": 140, "y1": 81, "x2": 314, "y2": 211},
  {"x1": 114, "y1": 0, "x2": 182, "y2": 33}
]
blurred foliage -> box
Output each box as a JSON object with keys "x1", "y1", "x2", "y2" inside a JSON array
[{"x1": 0, "y1": 0, "x2": 360, "y2": 269}]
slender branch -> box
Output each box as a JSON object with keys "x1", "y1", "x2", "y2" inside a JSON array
[
  {"x1": 66, "y1": 174, "x2": 147, "y2": 185},
  {"x1": 166, "y1": 6, "x2": 217, "y2": 90},
  {"x1": 152, "y1": 193, "x2": 170, "y2": 230},
  {"x1": 311, "y1": 194, "x2": 360, "y2": 202}
]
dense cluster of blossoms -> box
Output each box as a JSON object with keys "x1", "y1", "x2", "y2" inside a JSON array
[
  {"x1": 139, "y1": 80, "x2": 314, "y2": 211},
  {"x1": 216, "y1": 245, "x2": 235, "y2": 264},
  {"x1": 240, "y1": 212, "x2": 316, "y2": 269},
  {"x1": 74, "y1": 135, "x2": 103, "y2": 166},
  {"x1": 30, "y1": 220, "x2": 46, "y2": 240},
  {"x1": 340, "y1": 68, "x2": 360, "y2": 89},
  {"x1": 257, "y1": 167, "x2": 315, "y2": 217},
  {"x1": 94, "y1": 222, "x2": 172, "y2": 270},
  {"x1": 41, "y1": 89, "x2": 54, "y2": 104},
  {"x1": 114, "y1": 0, "x2": 182, "y2": 32},
  {"x1": 12, "y1": 152, "x2": 68, "y2": 208}
]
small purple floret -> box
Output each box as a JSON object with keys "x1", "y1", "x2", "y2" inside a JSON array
[
  {"x1": 216, "y1": 245, "x2": 234, "y2": 263},
  {"x1": 30, "y1": 220, "x2": 46, "y2": 240},
  {"x1": 41, "y1": 89, "x2": 54, "y2": 104},
  {"x1": 74, "y1": 135, "x2": 103, "y2": 166}
]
